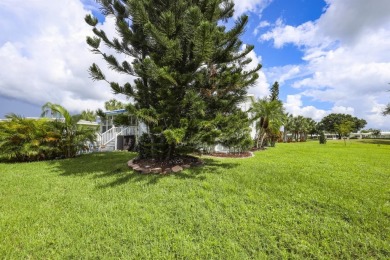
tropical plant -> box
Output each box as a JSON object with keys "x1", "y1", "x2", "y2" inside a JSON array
[
  {"x1": 85, "y1": 0, "x2": 261, "y2": 160},
  {"x1": 290, "y1": 116, "x2": 308, "y2": 142},
  {"x1": 41, "y1": 103, "x2": 98, "y2": 158},
  {"x1": 0, "y1": 114, "x2": 61, "y2": 161},
  {"x1": 251, "y1": 98, "x2": 285, "y2": 148},
  {"x1": 306, "y1": 118, "x2": 318, "y2": 139},
  {"x1": 282, "y1": 113, "x2": 294, "y2": 142},
  {"x1": 79, "y1": 109, "x2": 97, "y2": 122},
  {"x1": 104, "y1": 99, "x2": 126, "y2": 111}
]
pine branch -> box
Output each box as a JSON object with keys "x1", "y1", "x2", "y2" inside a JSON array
[
  {"x1": 86, "y1": 36, "x2": 101, "y2": 49},
  {"x1": 110, "y1": 82, "x2": 134, "y2": 96},
  {"x1": 85, "y1": 14, "x2": 98, "y2": 27},
  {"x1": 88, "y1": 63, "x2": 106, "y2": 81}
]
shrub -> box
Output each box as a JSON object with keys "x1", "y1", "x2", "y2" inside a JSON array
[
  {"x1": 0, "y1": 115, "x2": 61, "y2": 162},
  {"x1": 319, "y1": 131, "x2": 327, "y2": 144}
]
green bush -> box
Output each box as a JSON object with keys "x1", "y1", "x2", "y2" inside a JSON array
[
  {"x1": 0, "y1": 115, "x2": 61, "y2": 162},
  {"x1": 319, "y1": 131, "x2": 327, "y2": 144}
]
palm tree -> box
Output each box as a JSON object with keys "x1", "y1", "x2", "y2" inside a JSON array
[
  {"x1": 283, "y1": 113, "x2": 294, "y2": 142},
  {"x1": 290, "y1": 116, "x2": 306, "y2": 141},
  {"x1": 306, "y1": 118, "x2": 318, "y2": 139},
  {"x1": 79, "y1": 109, "x2": 97, "y2": 121},
  {"x1": 251, "y1": 98, "x2": 285, "y2": 148},
  {"x1": 41, "y1": 103, "x2": 98, "y2": 158}
]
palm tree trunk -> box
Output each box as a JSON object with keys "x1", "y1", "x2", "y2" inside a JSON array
[{"x1": 259, "y1": 131, "x2": 267, "y2": 148}]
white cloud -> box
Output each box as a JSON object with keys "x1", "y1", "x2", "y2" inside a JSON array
[
  {"x1": 319, "y1": 0, "x2": 390, "y2": 44},
  {"x1": 265, "y1": 65, "x2": 307, "y2": 85},
  {"x1": 260, "y1": 0, "x2": 390, "y2": 129},
  {"x1": 284, "y1": 94, "x2": 327, "y2": 121},
  {"x1": 243, "y1": 47, "x2": 270, "y2": 98},
  {"x1": 331, "y1": 106, "x2": 354, "y2": 115},
  {"x1": 233, "y1": 0, "x2": 273, "y2": 17},
  {"x1": 260, "y1": 20, "x2": 322, "y2": 48},
  {"x1": 253, "y1": 21, "x2": 271, "y2": 36},
  {"x1": 0, "y1": 0, "x2": 131, "y2": 114},
  {"x1": 0, "y1": 0, "x2": 274, "y2": 115}
]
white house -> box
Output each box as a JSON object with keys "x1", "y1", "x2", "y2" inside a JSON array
[{"x1": 97, "y1": 109, "x2": 148, "y2": 151}]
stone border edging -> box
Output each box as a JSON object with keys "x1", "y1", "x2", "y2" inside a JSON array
[{"x1": 203, "y1": 151, "x2": 255, "y2": 159}]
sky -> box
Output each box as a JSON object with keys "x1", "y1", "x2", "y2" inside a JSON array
[{"x1": 0, "y1": 0, "x2": 389, "y2": 130}]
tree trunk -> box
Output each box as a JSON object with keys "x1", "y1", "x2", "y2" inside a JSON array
[{"x1": 259, "y1": 132, "x2": 267, "y2": 148}]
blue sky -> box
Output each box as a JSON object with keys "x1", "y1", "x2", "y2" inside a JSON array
[{"x1": 0, "y1": 0, "x2": 389, "y2": 129}]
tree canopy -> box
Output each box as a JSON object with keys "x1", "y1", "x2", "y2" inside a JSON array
[
  {"x1": 79, "y1": 109, "x2": 97, "y2": 122},
  {"x1": 319, "y1": 113, "x2": 367, "y2": 139},
  {"x1": 86, "y1": 0, "x2": 261, "y2": 159},
  {"x1": 251, "y1": 82, "x2": 285, "y2": 148},
  {"x1": 104, "y1": 99, "x2": 126, "y2": 111}
]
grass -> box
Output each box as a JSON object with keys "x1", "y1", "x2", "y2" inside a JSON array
[{"x1": 0, "y1": 140, "x2": 389, "y2": 258}]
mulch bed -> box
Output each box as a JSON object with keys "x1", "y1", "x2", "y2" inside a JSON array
[
  {"x1": 129, "y1": 151, "x2": 256, "y2": 174},
  {"x1": 129, "y1": 155, "x2": 203, "y2": 174},
  {"x1": 133, "y1": 155, "x2": 202, "y2": 170}
]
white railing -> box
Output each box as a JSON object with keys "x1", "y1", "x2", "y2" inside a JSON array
[
  {"x1": 121, "y1": 126, "x2": 138, "y2": 136},
  {"x1": 100, "y1": 127, "x2": 119, "y2": 146},
  {"x1": 99, "y1": 126, "x2": 139, "y2": 150}
]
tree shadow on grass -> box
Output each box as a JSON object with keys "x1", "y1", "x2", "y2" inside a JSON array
[
  {"x1": 96, "y1": 158, "x2": 240, "y2": 188},
  {"x1": 356, "y1": 139, "x2": 390, "y2": 145},
  {"x1": 49, "y1": 152, "x2": 240, "y2": 188}
]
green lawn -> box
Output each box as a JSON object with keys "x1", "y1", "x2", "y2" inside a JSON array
[{"x1": 0, "y1": 140, "x2": 389, "y2": 258}]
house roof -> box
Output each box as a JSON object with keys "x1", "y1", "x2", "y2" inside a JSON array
[
  {"x1": 104, "y1": 109, "x2": 126, "y2": 116},
  {"x1": 77, "y1": 120, "x2": 99, "y2": 126}
]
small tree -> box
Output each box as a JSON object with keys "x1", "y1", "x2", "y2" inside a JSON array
[
  {"x1": 319, "y1": 131, "x2": 326, "y2": 144},
  {"x1": 42, "y1": 103, "x2": 98, "y2": 158},
  {"x1": 251, "y1": 98, "x2": 284, "y2": 148},
  {"x1": 371, "y1": 129, "x2": 381, "y2": 138},
  {"x1": 335, "y1": 120, "x2": 354, "y2": 146}
]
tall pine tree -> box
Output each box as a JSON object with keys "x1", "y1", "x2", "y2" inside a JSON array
[{"x1": 85, "y1": 0, "x2": 261, "y2": 160}]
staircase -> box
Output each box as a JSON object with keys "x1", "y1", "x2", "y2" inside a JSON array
[
  {"x1": 99, "y1": 139, "x2": 116, "y2": 152},
  {"x1": 98, "y1": 126, "x2": 138, "y2": 151}
]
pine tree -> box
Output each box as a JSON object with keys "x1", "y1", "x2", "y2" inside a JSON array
[
  {"x1": 85, "y1": 0, "x2": 261, "y2": 160},
  {"x1": 269, "y1": 81, "x2": 279, "y2": 101}
]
